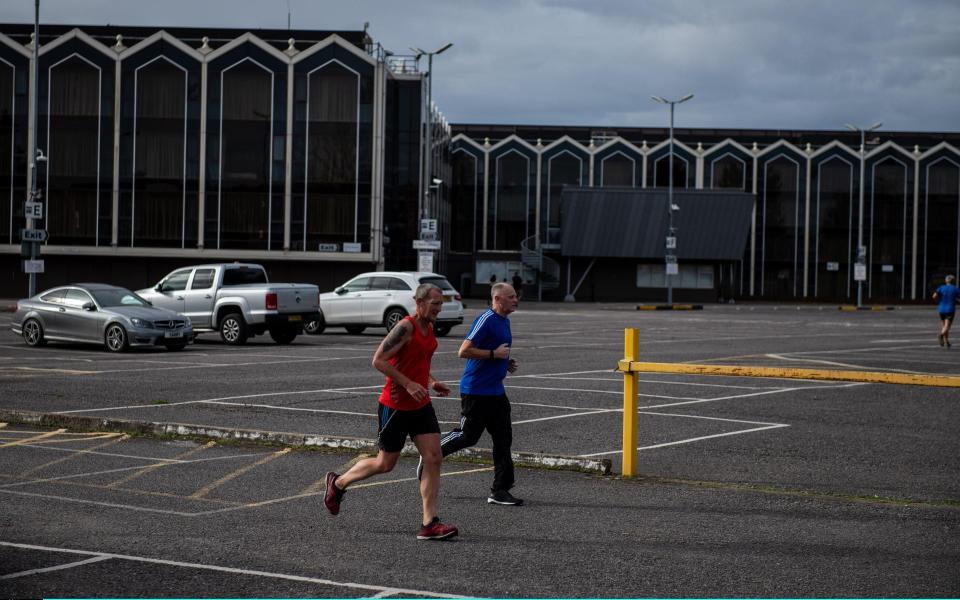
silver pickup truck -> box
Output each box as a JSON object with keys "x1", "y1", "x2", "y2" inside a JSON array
[{"x1": 137, "y1": 263, "x2": 319, "y2": 345}]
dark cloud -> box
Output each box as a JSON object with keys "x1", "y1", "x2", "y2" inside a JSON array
[{"x1": 2, "y1": 0, "x2": 956, "y2": 131}]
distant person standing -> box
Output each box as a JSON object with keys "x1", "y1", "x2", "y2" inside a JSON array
[
  {"x1": 324, "y1": 283, "x2": 458, "y2": 540},
  {"x1": 422, "y1": 282, "x2": 524, "y2": 506},
  {"x1": 933, "y1": 274, "x2": 959, "y2": 348},
  {"x1": 512, "y1": 272, "x2": 523, "y2": 299}
]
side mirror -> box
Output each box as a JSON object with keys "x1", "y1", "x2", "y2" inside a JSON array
[
  {"x1": 82, "y1": 302, "x2": 96, "y2": 311},
  {"x1": 335, "y1": 287, "x2": 347, "y2": 295},
  {"x1": 155, "y1": 284, "x2": 163, "y2": 292}
]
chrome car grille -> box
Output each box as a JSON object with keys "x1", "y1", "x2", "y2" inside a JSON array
[{"x1": 152, "y1": 320, "x2": 186, "y2": 330}]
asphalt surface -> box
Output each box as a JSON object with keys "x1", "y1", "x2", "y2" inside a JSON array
[{"x1": 1, "y1": 302, "x2": 959, "y2": 597}]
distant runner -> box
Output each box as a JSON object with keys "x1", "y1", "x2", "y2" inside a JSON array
[{"x1": 933, "y1": 274, "x2": 959, "y2": 348}]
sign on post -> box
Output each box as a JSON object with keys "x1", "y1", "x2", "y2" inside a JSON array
[
  {"x1": 420, "y1": 219, "x2": 437, "y2": 235},
  {"x1": 854, "y1": 264, "x2": 867, "y2": 281},
  {"x1": 25, "y1": 201, "x2": 43, "y2": 219},
  {"x1": 417, "y1": 251, "x2": 434, "y2": 273},
  {"x1": 412, "y1": 239, "x2": 441, "y2": 250},
  {"x1": 23, "y1": 259, "x2": 44, "y2": 273},
  {"x1": 21, "y1": 228, "x2": 48, "y2": 242}
]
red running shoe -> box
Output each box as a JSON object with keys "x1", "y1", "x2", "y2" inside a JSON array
[
  {"x1": 324, "y1": 471, "x2": 344, "y2": 515},
  {"x1": 417, "y1": 517, "x2": 458, "y2": 540}
]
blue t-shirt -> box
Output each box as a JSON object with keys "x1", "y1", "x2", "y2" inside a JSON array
[
  {"x1": 459, "y1": 309, "x2": 512, "y2": 396},
  {"x1": 936, "y1": 283, "x2": 959, "y2": 314}
]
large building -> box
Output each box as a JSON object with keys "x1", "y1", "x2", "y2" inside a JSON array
[
  {"x1": 2, "y1": 24, "x2": 959, "y2": 303},
  {"x1": 0, "y1": 23, "x2": 438, "y2": 296}
]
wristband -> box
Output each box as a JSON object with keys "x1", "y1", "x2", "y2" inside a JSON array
[{"x1": 489, "y1": 349, "x2": 494, "y2": 360}]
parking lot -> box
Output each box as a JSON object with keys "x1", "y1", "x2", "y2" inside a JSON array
[{"x1": 1, "y1": 303, "x2": 959, "y2": 596}]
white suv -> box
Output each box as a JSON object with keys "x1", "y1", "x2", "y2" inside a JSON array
[{"x1": 308, "y1": 271, "x2": 464, "y2": 337}]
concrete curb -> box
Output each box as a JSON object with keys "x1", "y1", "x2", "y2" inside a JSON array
[
  {"x1": 636, "y1": 304, "x2": 703, "y2": 311},
  {"x1": 0, "y1": 409, "x2": 612, "y2": 475}
]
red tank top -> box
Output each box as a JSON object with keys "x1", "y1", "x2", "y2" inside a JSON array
[{"x1": 378, "y1": 316, "x2": 438, "y2": 410}]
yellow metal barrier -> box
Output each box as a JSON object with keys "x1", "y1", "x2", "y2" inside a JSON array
[
  {"x1": 621, "y1": 328, "x2": 639, "y2": 477},
  {"x1": 616, "y1": 330, "x2": 960, "y2": 476}
]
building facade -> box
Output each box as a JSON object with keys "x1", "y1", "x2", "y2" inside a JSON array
[
  {"x1": 0, "y1": 24, "x2": 442, "y2": 297},
  {"x1": 448, "y1": 125, "x2": 960, "y2": 302}
]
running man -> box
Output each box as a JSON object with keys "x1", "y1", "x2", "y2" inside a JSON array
[
  {"x1": 324, "y1": 283, "x2": 458, "y2": 540},
  {"x1": 426, "y1": 282, "x2": 523, "y2": 506},
  {"x1": 933, "y1": 274, "x2": 959, "y2": 348}
]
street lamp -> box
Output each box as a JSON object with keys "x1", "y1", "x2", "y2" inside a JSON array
[
  {"x1": 844, "y1": 121, "x2": 882, "y2": 308},
  {"x1": 651, "y1": 93, "x2": 694, "y2": 305},
  {"x1": 410, "y1": 42, "x2": 452, "y2": 222},
  {"x1": 26, "y1": 0, "x2": 42, "y2": 297}
]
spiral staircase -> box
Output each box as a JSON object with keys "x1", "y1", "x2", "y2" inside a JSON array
[{"x1": 520, "y1": 234, "x2": 561, "y2": 298}]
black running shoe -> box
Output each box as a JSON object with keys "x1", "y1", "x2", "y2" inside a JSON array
[{"x1": 487, "y1": 490, "x2": 524, "y2": 506}]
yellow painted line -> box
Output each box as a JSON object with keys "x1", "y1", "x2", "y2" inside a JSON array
[
  {"x1": 189, "y1": 448, "x2": 291, "y2": 499},
  {"x1": 617, "y1": 361, "x2": 960, "y2": 387},
  {"x1": 107, "y1": 441, "x2": 217, "y2": 488},
  {"x1": 0, "y1": 429, "x2": 67, "y2": 449},
  {"x1": 7, "y1": 433, "x2": 127, "y2": 445},
  {"x1": 21, "y1": 434, "x2": 130, "y2": 477},
  {"x1": 299, "y1": 453, "x2": 371, "y2": 495}
]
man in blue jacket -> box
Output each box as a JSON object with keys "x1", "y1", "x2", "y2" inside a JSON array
[
  {"x1": 421, "y1": 282, "x2": 523, "y2": 506},
  {"x1": 934, "y1": 274, "x2": 959, "y2": 347}
]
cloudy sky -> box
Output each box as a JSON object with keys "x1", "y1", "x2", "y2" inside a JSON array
[{"x1": 2, "y1": 0, "x2": 958, "y2": 132}]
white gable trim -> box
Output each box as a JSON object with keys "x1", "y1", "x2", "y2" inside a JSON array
[
  {"x1": 865, "y1": 140, "x2": 914, "y2": 161},
  {"x1": 39, "y1": 28, "x2": 115, "y2": 60},
  {"x1": 292, "y1": 34, "x2": 376, "y2": 67},
  {"x1": 451, "y1": 134, "x2": 486, "y2": 153},
  {"x1": 757, "y1": 139, "x2": 805, "y2": 159},
  {"x1": 919, "y1": 142, "x2": 960, "y2": 161},
  {"x1": 120, "y1": 30, "x2": 204, "y2": 62},
  {"x1": 0, "y1": 33, "x2": 31, "y2": 58},
  {"x1": 648, "y1": 138, "x2": 697, "y2": 156},
  {"x1": 702, "y1": 138, "x2": 752, "y2": 158},
  {"x1": 488, "y1": 134, "x2": 538, "y2": 154},
  {"x1": 593, "y1": 137, "x2": 643, "y2": 156},
  {"x1": 206, "y1": 32, "x2": 289, "y2": 63},
  {"x1": 541, "y1": 135, "x2": 590, "y2": 154},
  {"x1": 810, "y1": 140, "x2": 858, "y2": 160}
]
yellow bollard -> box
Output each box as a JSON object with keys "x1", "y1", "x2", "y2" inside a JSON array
[{"x1": 622, "y1": 328, "x2": 639, "y2": 477}]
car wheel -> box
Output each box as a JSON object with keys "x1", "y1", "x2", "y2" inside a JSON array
[
  {"x1": 304, "y1": 313, "x2": 325, "y2": 335},
  {"x1": 22, "y1": 318, "x2": 46, "y2": 347},
  {"x1": 383, "y1": 308, "x2": 407, "y2": 331},
  {"x1": 166, "y1": 343, "x2": 188, "y2": 351},
  {"x1": 269, "y1": 326, "x2": 297, "y2": 344},
  {"x1": 219, "y1": 312, "x2": 248, "y2": 345},
  {"x1": 434, "y1": 324, "x2": 452, "y2": 337},
  {"x1": 345, "y1": 325, "x2": 366, "y2": 335},
  {"x1": 104, "y1": 323, "x2": 129, "y2": 353}
]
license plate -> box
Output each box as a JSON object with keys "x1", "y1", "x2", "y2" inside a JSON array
[
  {"x1": 164, "y1": 331, "x2": 183, "y2": 338},
  {"x1": 443, "y1": 295, "x2": 452, "y2": 302},
  {"x1": 288, "y1": 315, "x2": 302, "y2": 322}
]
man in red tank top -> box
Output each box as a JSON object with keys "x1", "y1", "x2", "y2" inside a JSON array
[{"x1": 323, "y1": 283, "x2": 458, "y2": 540}]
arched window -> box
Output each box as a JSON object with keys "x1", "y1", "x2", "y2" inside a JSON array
[
  {"x1": 600, "y1": 152, "x2": 633, "y2": 187},
  {"x1": 493, "y1": 150, "x2": 530, "y2": 250}
]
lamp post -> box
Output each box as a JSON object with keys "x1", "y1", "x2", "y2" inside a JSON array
[
  {"x1": 845, "y1": 121, "x2": 882, "y2": 308},
  {"x1": 410, "y1": 43, "x2": 452, "y2": 222},
  {"x1": 26, "y1": 0, "x2": 42, "y2": 297},
  {"x1": 651, "y1": 94, "x2": 694, "y2": 305}
]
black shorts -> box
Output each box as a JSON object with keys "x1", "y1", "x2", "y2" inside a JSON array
[
  {"x1": 377, "y1": 402, "x2": 441, "y2": 452},
  {"x1": 940, "y1": 312, "x2": 955, "y2": 323}
]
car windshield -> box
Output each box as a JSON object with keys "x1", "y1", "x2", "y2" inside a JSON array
[
  {"x1": 419, "y1": 276, "x2": 455, "y2": 291},
  {"x1": 91, "y1": 288, "x2": 149, "y2": 308}
]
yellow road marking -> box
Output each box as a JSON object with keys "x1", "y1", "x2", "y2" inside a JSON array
[
  {"x1": 189, "y1": 448, "x2": 291, "y2": 499},
  {"x1": 0, "y1": 429, "x2": 67, "y2": 449},
  {"x1": 4, "y1": 433, "x2": 127, "y2": 445},
  {"x1": 106, "y1": 441, "x2": 217, "y2": 488},
  {"x1": 617, "y1": 361, "x2": 960, "y2": 387},
  {"x1": 0, "y1": 474, "x2": 243, "y2": 505},
  {"x1": 21, "y1": 434, "x2": 130, "y2": 477},
  {"x1": 299, "y1": 453, "x2": 371, "y2": 495}
]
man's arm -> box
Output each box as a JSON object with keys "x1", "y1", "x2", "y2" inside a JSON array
[{"x1": 457, "y1": 338, "x2": 510, "y2": 360}]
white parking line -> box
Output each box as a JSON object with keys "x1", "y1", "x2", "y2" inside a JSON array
[
  {"x1": 579, "y1": 423, "x2": 791, "y2": 457},
  {"x1": 0, "y1": 541, "x2": 468, "y2": 597},
  {"x1": 0, "y1": 554, "x2": 112, "y2": 580}
]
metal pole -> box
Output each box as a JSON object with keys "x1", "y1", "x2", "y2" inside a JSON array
[
  {"x1": 424, "y1": 53, "x2": 433, "y2": 220},
  {"x1": 857, "y1": 129, "x2": 865, "y2": 308},
  {"x1": 667, "y1": 103, "x2": 674, "y2": 305},
  {"x1": 27, "y1": 0, "x2": 39, "y2": 297}
]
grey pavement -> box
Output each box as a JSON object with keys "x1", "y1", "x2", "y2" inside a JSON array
[{"x1": 0, "y1": 302, "x2": 958, "y2": 596}]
